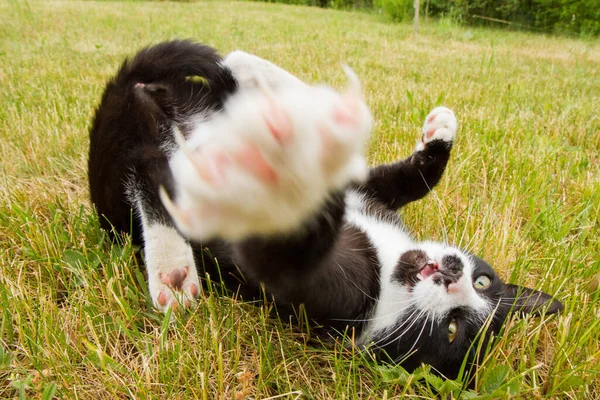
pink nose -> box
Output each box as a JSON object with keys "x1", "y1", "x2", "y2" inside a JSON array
[{"x1": 447, "y1": 283, "x2": 461, "y2": 294}]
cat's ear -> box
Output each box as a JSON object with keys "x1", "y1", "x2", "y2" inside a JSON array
[{"x1": 503, "y1": 284, "x2": 563, "y2": 315}]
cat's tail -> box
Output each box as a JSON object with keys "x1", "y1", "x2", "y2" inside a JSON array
[
  {"x1": 88, "y1": 40, "x2": 237, "y2": 244},
  {"x1": 116, "y1": 39, "x2": 236, "y2": 93},
  {"x1": 110, "y1": 39, "x2": 237, "y2": 120}
]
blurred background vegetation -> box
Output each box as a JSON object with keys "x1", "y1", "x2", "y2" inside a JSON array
[{"x1": 253, "y1": 0, "x2": 600, "y2": 36}]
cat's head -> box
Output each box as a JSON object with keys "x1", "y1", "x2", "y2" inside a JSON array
[{"x1": 370, "y1": 242, "x2": 563, "y2": 378}]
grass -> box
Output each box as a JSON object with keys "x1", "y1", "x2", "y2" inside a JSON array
[{"x1": 0, "y1": 0, "x2": 599, "y2": 398}]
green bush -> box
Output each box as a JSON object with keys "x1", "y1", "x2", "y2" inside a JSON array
[
  {"x1": 328, "y1": 0, "x2": 375, "y2": 8},
  {"x1": 375, "y1": 0, "x2": 413, "y2": 21},
  {"x1": 257, "y1": 0, "x2": 324, "y2": 5},
  {"x1": 421, "y1": 0, "x2": 600, "y2": 35},
  {"x1": 249, "y1": 0, "x2": 600, "y2": 35}
]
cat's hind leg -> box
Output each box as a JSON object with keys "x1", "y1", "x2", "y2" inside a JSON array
[
  {"x1": 127, "y1": 171, "x2": 200, "y2": 312},
  {"x1": 362, "y1": 106, "x2": 457, "y2": 209},
  {"x1": 141, "y1": 221, "x2": 200, "y2": 311}
]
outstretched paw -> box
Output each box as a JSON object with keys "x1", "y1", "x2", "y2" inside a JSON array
[
  {"x1": 163, "y1": 67, "x2": 372, "y2": 241},
  {"x1": 416, "y1": 107, "x2": 457, "y2": 151}
]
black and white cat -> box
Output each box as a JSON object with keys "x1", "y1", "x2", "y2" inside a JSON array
[{"x1": 88, "y1": 40, "x2": 562, "y2": 378}]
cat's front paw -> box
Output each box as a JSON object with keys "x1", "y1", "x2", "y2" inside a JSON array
[
  {"x1": 416, "y1": 107, "x2": 457, "y2": 151},
  {"x1": 163, "y1": 68, "x2": 372, "y2": 241}
]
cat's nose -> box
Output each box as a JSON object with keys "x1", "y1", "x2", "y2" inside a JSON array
[
  {"x1": 433, "y1": 255, "x2": 464, "y2": 287},
  {"x1": 440, "y1": 255, "x2": 463, "y2": 275}
]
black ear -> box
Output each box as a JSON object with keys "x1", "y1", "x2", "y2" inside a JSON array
[{"x1": 502, "y1": 284, "x2": 563, "y2": 315}]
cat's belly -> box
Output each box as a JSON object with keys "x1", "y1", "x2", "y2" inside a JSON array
[{"x1": 344, "y1": 190, "x2": 416, "y2": 340}]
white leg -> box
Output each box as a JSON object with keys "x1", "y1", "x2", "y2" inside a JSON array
[
  {"x1": 142, "y1": 223, "x2": 200, "y2": 311},
  {"x1": 132, "y1": 192, "x2": 200, "y2": 312}
]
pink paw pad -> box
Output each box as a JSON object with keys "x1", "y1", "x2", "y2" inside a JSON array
[
  {"x1": 234, "y1": 144, "x2": 279, "y2": 184},
  {"x1": 160, "y1": 266, "x2": 189, "y2": 290},
  {"x1": 264, "y1": 105, "x2": 293, "y2": 143},
  {"x1": 201, "y1": 152, "x2": 232, "y2": 186},
  {"x1": 157, "y1": 266, "x2": 199, "y2": 308},
  {"x1": 425, "y1": 128, "x2": 437, "y2": 140},
  {"x1": 333, "y1": 92, "x2": 362, "y2": 125},
  {"x1": 420, "y1": 107, "x2": 457, "y2": 147},
  {"x1": 333, "y1": 104, "x2": 356, "y2": 125}
]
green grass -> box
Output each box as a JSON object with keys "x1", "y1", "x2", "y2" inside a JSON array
[{"x1": 1, "y1": 0, "x2": 599, "y2": 398}]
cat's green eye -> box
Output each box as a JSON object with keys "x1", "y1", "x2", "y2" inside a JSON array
[
  {"x1": 448, "y1": 320, "x2": 458, "y2": 343},
  {"x1": 474, "y1": 275, "x2": 491, "y2": 290}
]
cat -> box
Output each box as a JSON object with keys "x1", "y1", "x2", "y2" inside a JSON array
[{"x1": 88, "y1": 40, "x2": 563, "y2": 379}]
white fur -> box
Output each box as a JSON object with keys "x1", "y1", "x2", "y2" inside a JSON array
[
  {"x1": 347, "y1": 202, "x2": 490, "y2": 342},
  {"x1": 131, "y1": 188, "x2": 199, "y2": 311},
  {"x1": 167, "y1": 81, "x2": 372, "y2": 241},
  {"x1": 142, "y1": 223, "x2": 199, "y2": 311},
  {"x1": 415, "y1": 106, "x2": 457, "y2": 151},
  {"x1": 412, "y1": 242, "x2": 490, "y2": 320},
  {"x1": 222, "y1": 50, "x2": 307, "y2": 91},
  {"x1": 345, "y1": 190, "x2": 415, "y2": 338},
  {"x1": 344, "y1": 110, "x2": 486, "y2": 344}
]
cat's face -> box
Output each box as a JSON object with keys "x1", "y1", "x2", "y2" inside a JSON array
[{"x1": 371, "y1": 243, "x2": 563, "y2": 378}]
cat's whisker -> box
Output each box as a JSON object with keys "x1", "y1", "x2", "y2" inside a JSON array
[
  {"x1": 418, "y1": 170, "x2": 450, "y2": 245},
  {"x1": 429, "y1": 315, "x2": 435, "y2": 336},
  {"x1": 406, "y1": 314, "x2": 429, "y2": 356},
  {"x1": 395, "y1": 310, "x2": 427, "y2": 339},
  {"x1": 331, "y1": 303, "x2": 415, "y2": 323},
  {"x1": 374, "y1": 309, "x2": 419, "y2": 345},
  {"x1": 377, "y1": 309, "x2": 427, "y2": 348},
  {"x1": 334, "y1": 262, "x2": 417, "y2": 307},
  {"x1": 394, "y1": 313, "x2": 435, "y2": 363}
]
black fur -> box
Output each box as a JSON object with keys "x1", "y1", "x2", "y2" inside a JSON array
[
  {"x1": 88, "y1": 40, "x2": 237, "y2": 243},
  {"x1": 88, "y1": 40, "x2": 562, "y2": 379}
]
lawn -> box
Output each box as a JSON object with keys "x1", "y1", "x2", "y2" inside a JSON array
[{"x1": 0, "y1": 0, "x2": 599, "y2": 398}]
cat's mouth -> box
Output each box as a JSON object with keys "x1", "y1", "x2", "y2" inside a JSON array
[
  {"x1": 417, "y1": 261, "x2": 438, "y2": 280},
  {"x1": 394, "y1": 250, "x2": 464, "y2": 288},
  {"x1": 417, "y1": 264, "x2": 463, "y2": 287}
]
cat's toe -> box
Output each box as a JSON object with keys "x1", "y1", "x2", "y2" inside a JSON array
[
  {"x1": 317, "y1": 92, "x2": 372, "y2": 184},
  {"x1": 421, "y1": 107, "x2": 457, "y2": 146},
  {"x1": 263, "y1": 102, "x2": 293, "y2": 144},
  {"x1": 232, "y1": 144, "x2": 278, "y2": 184}
]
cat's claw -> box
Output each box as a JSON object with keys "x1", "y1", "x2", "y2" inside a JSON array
[
  {"x1": 166, "y1": 70, "x2": 372, "y2": 241},
  {"x1": 416, "y1": 107, "x2": 457, "y2": 151}
]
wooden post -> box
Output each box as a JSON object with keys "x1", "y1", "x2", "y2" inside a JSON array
[{"x1": 414, "y1": 0, "x2": 420, "y2": 36}]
